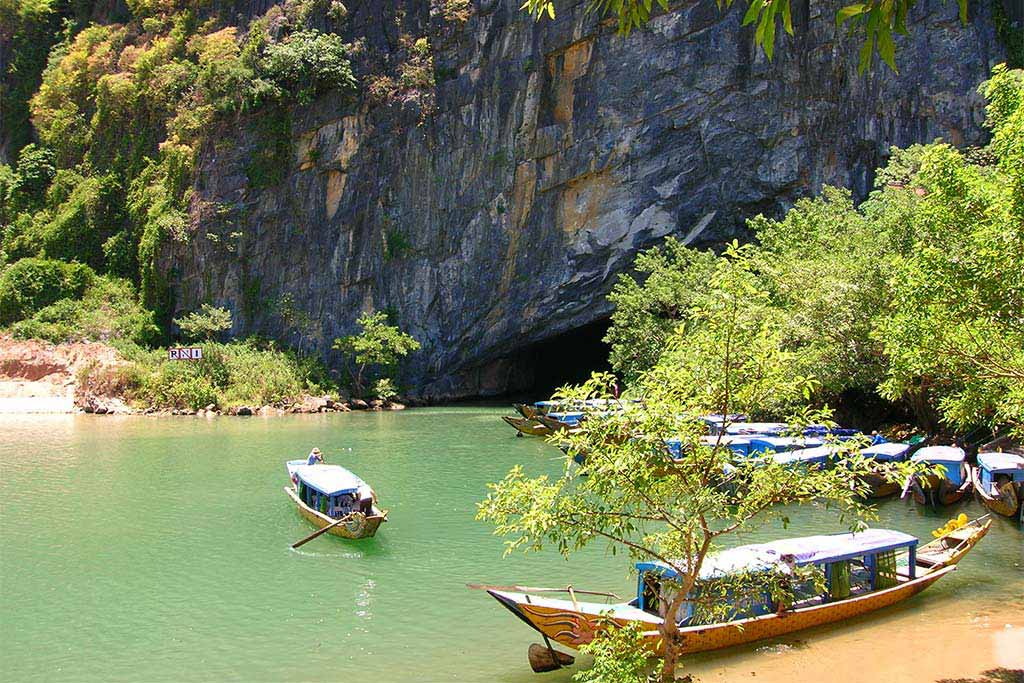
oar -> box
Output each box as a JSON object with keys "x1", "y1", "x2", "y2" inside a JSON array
[{"x1": 292, "y1": 513, "x2": 355, "y2": 549}]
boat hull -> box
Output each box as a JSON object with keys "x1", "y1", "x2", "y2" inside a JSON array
[
  {"x1": 502, "y1": 415, "x2": 552, "y2": 437},
  {"x1": 490, "y1": 567, "x2": 955, "y2": 656},
  {"x1": 970, "y1": 467, "x2": 1021, "y2": 518},
  {"x1": 862, "y1": 473, "x2": 901, "y2": 498},
  {"x1": 911, "y1": 473, "x2": 968, "y2": 506},
  {"x1": 284, "y1": 486, "x2": 386, "y2": 539}
]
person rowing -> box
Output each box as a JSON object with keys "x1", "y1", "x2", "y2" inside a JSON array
[{"x1": 307, "y1": 447, "x2": 325, "y2": 465}]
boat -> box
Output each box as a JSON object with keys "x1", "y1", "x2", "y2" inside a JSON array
[
  {"x1": 859, "y1": 442, "x2": 912, "y2": 498},
  {"x1": 536, "y1": 412, "x2": 584, "y2": 434},
  {"x1": 971, "y1": 450, "x2": 1024, "y2": 519},
  {"x1": 502, "y1": 415, "x2": 553, "y2": 437},
  {"x1": 479, "y1": 519, "x2": 990, "y2": 666},
  {"x1": 284, "y1": 460, "x2": 387, "y2": 539},
  {"x1": 747, "y1": 435, "x2": 826, "y2": 455},
  {"x1": 512, "y1": 403, "x2": 538, "y2": 419},
  {"x1": 906, "y1": 446, "x2": 971, "y2": 507}
]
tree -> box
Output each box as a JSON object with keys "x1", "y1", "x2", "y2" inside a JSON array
[
  {"x1": 332, "y1": 311, "x2": 420, "y2": 397},
  {"x1": 520, "y1": 0, "x2": 972, "y2": 73},
  {"x1": 478, "y1": 244, "x2": 927, "y2": 682},
  {"x1": 174, "y1": 303, "x2": 233, "y2": 342},
  {"x1": 875, "y1": 65, "x2": 1024, "y2": 435}
]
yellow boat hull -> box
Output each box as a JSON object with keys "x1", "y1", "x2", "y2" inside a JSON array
[{"x1": 284, "y1": 486, "x2": 386, "y2": 539}]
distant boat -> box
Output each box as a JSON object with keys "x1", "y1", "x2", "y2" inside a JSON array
[
  {"x1": 907, "y1": 446, "x2": 971, "y2": 507},
  {"x1": 502, "y1": 415, "x2": 553, "y2": 437},
  {"x1": 536, "y1": 413, "x2": 585, "y2": 433},
  {"x1": 284, "y1": 460, "x2": 387, "y2": 539},
  {"x1": 971, "y1": 450, "x2": 1024, "y2": 519},
  {"x1": 858, "y1": 442, "x2": 912, "y2": 498},
  {"x1": 479, "y1": 519, "x2": 990, "y2": 668}
]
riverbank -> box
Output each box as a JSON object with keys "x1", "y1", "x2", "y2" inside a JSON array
[{"x1": 0, "y1": 335, "x2": 407, "y2": 416}]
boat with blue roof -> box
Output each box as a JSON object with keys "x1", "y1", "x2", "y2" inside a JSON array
[
  {"x1": 478, "y1": 518, "x2": 990, "y2": 668},
  {"x1": 858, "y1": 442, "x2": 912, "y2": 498},
  {"x1": 285, "y1": 460, "x2": 387, "y2": 539},
  {"x1": 970, "y1": 436, "x2": 1024, "y2": 520},
  {"x1": 906, "y1": 445, "x2": 971, "y2": 507}
]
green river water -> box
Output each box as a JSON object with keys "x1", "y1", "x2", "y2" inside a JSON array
[{"x1": 1, "y1": 408, "x2": 1022, "y2": 683}]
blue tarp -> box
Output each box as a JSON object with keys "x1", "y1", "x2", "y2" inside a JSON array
[
  {"x1": 288, "y1": 462, "x2": 367, "y2": 496},
  {"x1": 978, "y1": 451, "x2": 1024, "y2": 483},
  {"x1": 861, "y1": 442, "x2": 911, "y2": 461}
]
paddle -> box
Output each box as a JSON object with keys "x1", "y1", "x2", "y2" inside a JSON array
[{"x1": 291, "y1": 513, "x2": 355, "y2": 549}]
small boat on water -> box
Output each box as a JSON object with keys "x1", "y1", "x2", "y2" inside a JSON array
[
  {"x1": 284, "y1": 460, "x2": 387, "y2": 539},
  {"x1": 478, "y1": 519, "x2": 990, "y2": 669},
  {"x1": 971, "y1": 450, "x2": 1024, "y2": 519},
  {"x1": 906, "y1": 446, "x2": 971, "y2": 507},
  {"x1": 502, "y1": 415, "x2": 553, "y2": 437},
  {"x1": 536, "y1": 412, "x2": 585, "y2": 434},
  {"x1": 747, "y1": 435, "x2": 826, "y2": 455},
  {"x1": 859, "y1": 442, "x2": 912, "y2": 498}
]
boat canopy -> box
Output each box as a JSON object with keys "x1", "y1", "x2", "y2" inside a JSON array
[
  {"x1": 635, "y1": 529, "x2": 918, "y2": 582},
  {"x1": 749, "y1": 436, "x2": 825, "y2": 454},
  {"x1": 978, "y1": 452, "x2": 1024, "y2": 480},
  {"x1": 911, "y1": 446, "x2": 966, "y2": 465},
  {"x1": 772, "y1": 445, "x2": 834, "y2": 466},
  {"x1": 291, "y1": 463, "x2": 367, "y2": 496},
  {"x1": 723, "y1": 422, "x2": 787, "y2": 436},
  {"x1": 861, "y1": 442, "x2": 911, "y2": 461}
]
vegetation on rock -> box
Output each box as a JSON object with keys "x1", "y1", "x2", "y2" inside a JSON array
[
  {"x1": 604, "y1": 64, "x2": 1023, "y2": 435},
  {"x1": 333, "y1": 311, "x2": 421, "y2": 398}
]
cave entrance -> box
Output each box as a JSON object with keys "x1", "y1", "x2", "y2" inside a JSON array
[{"x1": 512, "y1": 318, "x2": 613, "y2": 399}]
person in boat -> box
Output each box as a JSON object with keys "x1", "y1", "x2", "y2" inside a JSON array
[
  {"x1": 870, "y1": 431, "x2": 888, "y2": 446},
  {"x1": 307, "y1": 447, "x2": 325, "y2": 465}
]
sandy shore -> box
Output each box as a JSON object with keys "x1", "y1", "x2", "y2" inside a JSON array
[{"x1": 0, "y1": 335, "x2": 122, "y2": 414}]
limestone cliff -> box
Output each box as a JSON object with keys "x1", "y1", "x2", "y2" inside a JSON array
[{"x1": 162, "y1": 0, "x2": 1005, "y2": 399}]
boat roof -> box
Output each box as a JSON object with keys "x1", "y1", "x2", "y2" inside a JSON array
[
  {"x1": 723, "y1": 422, "x2": 787, "y2": 435},
  {"x1": 978, "y1": 451, "x2": 1024, "y2": 473},
  {"x1": 750, "y1": 436, "x2": 825, "y2": 448},
  {"x1": 287, "y1": 462, "x2": 367, "y2": 496},
  {"x1": 772, "y1": 445, "x2": 834, "y2": 465},
  {"x1": 911, "y1": 446, "x2": 966, "y2": 464},
  {"x1": 861, "y1": 442, "x2": 911, "y2": 459},
  {"x1": 636, "y1": 529, "x2": 918, "y2": 580}
]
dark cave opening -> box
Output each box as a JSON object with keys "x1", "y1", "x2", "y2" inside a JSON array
[{"x1": 509, "y1": 318, "x2": 613, "y2": 399}]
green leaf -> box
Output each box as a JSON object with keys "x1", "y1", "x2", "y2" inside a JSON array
[
  {"x1": 836, "y1": 3, "x2": 865, "y2": 27},
  {"x1": 877, "y1": 26, "x2": 896, "y2": 72},
  {"x1": 764, "y1": 15, "x2": 777, "y2": 59},
  {"x1": 857, "y1": 34, "x2": 874, "y2": 74},
  {"x1": 742, "y1": 0, "x2": 765, "y2": 27},
  {"x1": 546, "y1": 2, "x2": 555, "y2": 19},
  {"x1": 781, "y1": 0, "x2": 793, "y2": 35}
]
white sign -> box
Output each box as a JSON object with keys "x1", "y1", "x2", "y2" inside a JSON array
[{"x1": 169, "y1": 347, "x2": 203, "y2": 360}]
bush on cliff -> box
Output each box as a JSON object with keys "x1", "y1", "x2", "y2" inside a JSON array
[
  {"x1": 95, "y1": 339, "x2": 337, "y2": 411},
  {"x1": 0, "y1": 257, "x2": 95, "y2": 325}
]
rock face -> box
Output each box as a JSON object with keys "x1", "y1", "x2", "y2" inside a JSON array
[{"x1": 163, "y1": 0, "x2": 1005, "y2": 399}]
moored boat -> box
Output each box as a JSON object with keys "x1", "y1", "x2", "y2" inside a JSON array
[
  {"x1": 284, "y1": 460, "x2": 387, "y2": 539},
  {"x1": 502, "y1": 415, "x2": 553, "y2": 437},
  {"x1": 906, "y1": 446, "x2": 971, "y2": 507},
  {"x1": 859, "y1": 442, "x2": 912, "y2": 498},
  {"x1": 479, "y1": 519, "x2": 990, "y2": 666},
  {"x1": 971, "y1": 451, "x2": 1024, "y2": 519}
]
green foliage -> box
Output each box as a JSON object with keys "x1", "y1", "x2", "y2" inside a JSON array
[
  {"x1": 520, "y1": 0, "x2": 971, "y2": 72},
  {"x1": 875, "y1": 64, "x2": 1024, "y2": 434},
  {"x1": 257, "y1": 30, "x2": 355, "y2": 106},
  {"x1": 573, "y1": 621, "x2": 658, "y2": 683},
  {"x1": 372, "y1": 377, "x2": 398, "y2": 402},
  {"x1": 605, "y1": 239, "x2": 717, "y2": 385},
  {"x1": 384, "y1": 229, "x2": 413, "y2": 261},
  {"x1": 107, "y1": 338, "x2": 336, "y2": 410},
  {"x1": 605, "y1": 64, "x2": 1024, "y2": 435},
  {"x1": 174, "y1": 303, "x2": 233, "y2": 342},
  {"x1": 991, "y1": 0, "x2": 1023, "y2": 69},
  {"x1": 245, "y1": 106, "x2": 292, "y2": 188},
  {"x1": 0, "y1": 257, "x2": 95, "y2": 324},
  {"x1": 8, "y1": 276, "x2": 160, "y2": 345},
  {"x1": 332, "y1": 311, "x2": 420, "y2": 397}
]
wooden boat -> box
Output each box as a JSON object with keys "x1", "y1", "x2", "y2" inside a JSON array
[
  {"x1": 971, "y1": 451, "x2": 1024, "y2": 518},
  {"x1": 513, "y1": 403, "x2": 538, "y2": 419},
  {"x1": 502, "y1": 415, "x2": 552, "y2": 437},
  {"x1": 907, "y1": 446, "x2": 971, "y2": 506},
  {"x1": 284, "y1": 460, "x2": 387, "y2": 539},
  {"x1": 859, "y1": 442, "x2": 912, "y2": 498},
  {"x1": 536, "y1": 413, "x2": 583, "y2": 434},
  {"x1": 479, "y1": 520, "x2": 990, "y2": 664}
]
